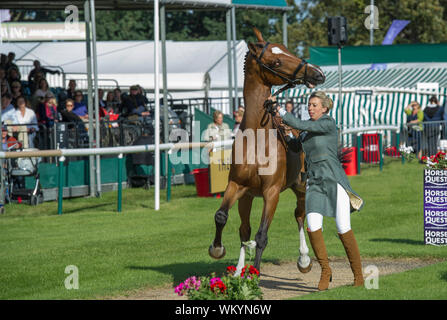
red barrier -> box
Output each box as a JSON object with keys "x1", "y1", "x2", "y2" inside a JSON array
[
  {"x1": 362, "y1": 134, "x2": 380, "y2": 163},
  {"x1": 191, "y1": 168, "x2": 213, "y2": 197},
  {"x1": 342, "y1": 147, "x2": 358, "y2": 176}
]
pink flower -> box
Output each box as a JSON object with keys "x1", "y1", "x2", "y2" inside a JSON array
[
  {"x1": 184, "y1": 276, "x2": 201, "y2": 290},
  {"x1": 174, "y1": 282, "x2": 185, "y2": 296}
]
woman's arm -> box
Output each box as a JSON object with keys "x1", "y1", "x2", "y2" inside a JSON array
[{"x1": 280, "y1": 111, "x2": 334, "y2": 133}]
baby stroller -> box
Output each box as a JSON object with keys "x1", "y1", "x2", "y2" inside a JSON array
[{"x1": 6, "y1": 147, "x2": 44, "y2": 206}]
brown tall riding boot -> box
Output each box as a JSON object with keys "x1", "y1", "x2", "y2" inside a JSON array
[
  {"x1": 339, "y1": 230, "x2": 364, "y2": 287},
  {"x1": 307, "y1": 229, "x2": 332, "y2": 291}
]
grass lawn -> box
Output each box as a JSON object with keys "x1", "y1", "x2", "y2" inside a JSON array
[{"x1": 0, "y1": 158, "x2": 445, "y2": 299}]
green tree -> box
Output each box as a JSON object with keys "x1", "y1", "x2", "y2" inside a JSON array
[{"x1": 287, "y1": 0, "x2": 447, "y2": 58}]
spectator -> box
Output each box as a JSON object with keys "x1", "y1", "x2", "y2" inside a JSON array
[
  {"x1": 10, "y1": 80, "x2": 22, "y2": 104},
  {"x1": 32, "y1": 78, "x2": 52, "y2": 111},
  {"x1": 423, "y1": 96, "x2": 444, "y2": 157},
  {"x1": 73, "y1": 90, "x2": 88, "y2": 120},
  {"x1": 14, "y1": 96, "x2": 38, "y2": 149},
  {"x1": 105, "y1": 91, "x2": 118, "y2": 112},
  {"x1": 28, "y1": 60, "x2": 60, "y2": 92},
  {"x1": 60, "y1": 99, "x2": 83, "y2": 123},
  {"x1": 204, "y1": 110, "x2": 231, "y2": 142},
  {"x1": 5, "y1": 52, "x2": 19, "y2": 76},
  {"x1": 97, "y1": 88, "x2": 106, "y2": 108},
  {"x1": 404, "y1": 101, "x2": 423, "y2": 160},
  {"x1": 0, "y1": 54, "x2": 7, "y2": 68},
  {"x1": 2, "y1": 125, "x2": 21, "y2": 151},
  {"x1": 1, "y1": 78, "x2": 10, "y2": 96},
  {"x1": 66, "y1": 79, "x2": 77, "y2": 100},
  {"x1": 1, "y1": 93, "x2": 18, "y2": 125},
  {"x1": 113, "y1": 87, "x2": 122, "y2": 111},
  {"x1": 232, "y1": 108, "x2": 244, "y2": 137},
  {"x1": 38, "y1": 93, "x2": 60, "y2": 127},
  {"x1": 7, "y1": 67, "x2": 21, "y2": 84},
  {"x1": 121, "y1": 85, "x2": 150, "y2": 118},
  {"x1": 285, "y1": 100, "x2": 294, "y2": 114},
  {"x1": 0, "y1": 66, "x2": 6, "y2": 82}
]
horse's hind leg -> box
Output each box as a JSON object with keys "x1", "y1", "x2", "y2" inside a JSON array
[
  {"x1": 291, "y1": 185, "x2": 312, "y2": 273},
  {"x1": 234, "y1": 193, "x2": 254, "y2": 276},
  {"x1": 209, "y1": 181, "x2": 248, "y2": 259},
  {"x1": 253, "y1": 186, "x2": 280, "y2": 272}
]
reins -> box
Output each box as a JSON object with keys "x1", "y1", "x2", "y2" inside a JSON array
[{"x1": 252, "y1": 42, "x2": 309, "y2": 153}]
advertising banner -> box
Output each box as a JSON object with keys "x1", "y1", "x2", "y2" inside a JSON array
[{"x1": 423, "y1": 169, "x2": 447, "y2": 246}]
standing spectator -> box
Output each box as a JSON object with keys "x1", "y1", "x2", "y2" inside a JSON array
[
  {"x1": 27, "y1": 60, "x2": 60, "y2": 92},
  {"x1": 32, "y1": 78, "x2": 52, "y2": 111},
  {"x1": 66, "y1": 79, "x2": 77, "y2": 100},
  {"x1": 14, "y1": 96, "x2": 38, "y2": 149},
  {"x1": 1, "y1": 93, "x2": 18, "y2": 136},
  {"x1": 285, "y1": 100, "x2": 294, "y2": 115},
  {"x1": 423, "y1": 96, "x2": 444, "y2": 157},
  {"x1": 404, "y1": 101, "x2": 424, "y2": 160},
  {"x1": 1, "y1": 78, "x2": 10, "y2": 96},
  {"x1": 73, "y1": 90, "x2": 88, "y2": 120},
  {"x1": 204, "y1": 110, "x2": 231, "y2": 142},
  {"x1": 5, "y1": 52, "x2": 19, "y2": 75},
  {"x1": 232, "y1": 108, "x2": 244, "y2": 137},
  {"x1": 113, "y1": 87, "x2": 123, "y2": 113},
  {"x1": 0, "y1": 54, "x2": 7, "y2": 68},
  {"x1": 0, "y1": 66, "x2": 6, "y2": 82}
]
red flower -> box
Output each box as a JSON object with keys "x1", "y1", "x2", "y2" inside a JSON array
[
  {"x1": 226, "y1": 265, "x2": 237, "y2": 275},
  {"x1": 210, "y1": 280, "x2": 226, "y2": 293},
  {"x1": 421, "y1": 156, "x2": 427, "y2": 161},
  {"x1": 248, "y1": 265, "x2": 260, "y2": 276}
]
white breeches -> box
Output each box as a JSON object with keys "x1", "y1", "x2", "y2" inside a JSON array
[{"x1": 307, "y1": 183, "x2": 351, "y2": 234}]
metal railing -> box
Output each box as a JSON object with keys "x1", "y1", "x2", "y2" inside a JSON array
[{"x1": 401, "y1": 120, "x2": 447, "y2": 158}]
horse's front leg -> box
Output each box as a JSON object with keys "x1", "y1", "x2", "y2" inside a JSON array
[
  {"x1": 292, "y1": 186, "x2": 312, "y2": 273},
  {"x1": 209, "y1": 181, "x2": 248, "y2": 260},
  {"x1": 253, "y1": 187, "x2": 280, "y2": 272}
]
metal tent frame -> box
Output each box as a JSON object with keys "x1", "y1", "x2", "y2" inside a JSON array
[{"x1": 0, "y1": 0, "x2": 291, "y2": 210}]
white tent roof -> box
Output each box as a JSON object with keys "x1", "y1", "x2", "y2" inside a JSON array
[{"x1": 1, "y1": 40, "x2": 247, "y2": 91}]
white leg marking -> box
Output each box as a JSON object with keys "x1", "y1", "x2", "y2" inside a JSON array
[
  {"x1": 298, "y1": 226, "x2": 311, "y2": 268},
  {"x1": 234, "y1": 246, "x2": 246, "y2": 277}
]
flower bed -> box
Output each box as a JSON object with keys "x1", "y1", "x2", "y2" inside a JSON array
[{"x1": 174, "y1": 265, "x2": 263, "y2": 300}]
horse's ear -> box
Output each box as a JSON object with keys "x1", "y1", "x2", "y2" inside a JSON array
[
  {"x1": 247, "y1": 42, "x2": 259, "y2": 56},
  {"x1": 253, "y1": 27, "x2": 264, "y2": 43}
]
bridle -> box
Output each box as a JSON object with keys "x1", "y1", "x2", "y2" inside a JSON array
[
  {"x1": 251, "y1": 41, "x2": 309, "y2": 97},
  {"x1": 252, "y1": 41, "x2": 310, "y2": 153}
]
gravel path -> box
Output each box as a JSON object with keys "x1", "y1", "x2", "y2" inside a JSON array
[{"x1": 108, "y1": 257, "x2": 441, "y2": 300}]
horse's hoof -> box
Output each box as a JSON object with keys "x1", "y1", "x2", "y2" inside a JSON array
[
  {"x1": 209, "y1": 245, "x2": 226, "y2": 260},
  {"x1": 297, "y1": 259, "x2": 313, "y2": 274}
]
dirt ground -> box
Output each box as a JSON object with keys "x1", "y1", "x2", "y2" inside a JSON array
[{"x1": 108, "y1": 257, "x2": 441, "y2": 300}]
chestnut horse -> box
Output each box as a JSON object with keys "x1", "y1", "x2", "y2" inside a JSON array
[{"x1": 208, "y1": 28, "x2": 326, "y2": 275}]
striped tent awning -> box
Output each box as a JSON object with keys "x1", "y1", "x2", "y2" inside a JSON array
[
  {"x1": 310, "y1": 67, "x2": 447, "y2": 89},
  {"x1": 284, "y1": 66, "x2": 447, "y2": 127}
]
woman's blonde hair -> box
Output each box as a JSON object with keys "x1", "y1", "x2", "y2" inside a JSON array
[
  {"x1": 310, "y1": 91, "x2": 333, "y2": 113},
  {"x1": 410, "y1": 101, "x2": 421, "y2": 110},
  {"x1": 213, "y1": 110, "x2": 223, "y2": 122}
]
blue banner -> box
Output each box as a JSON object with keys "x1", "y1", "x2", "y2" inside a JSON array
[{"x1": 370, "y1": 20, "x2": 410, "y2": 70}]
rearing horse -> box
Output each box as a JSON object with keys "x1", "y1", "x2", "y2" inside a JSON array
[{"x1": 209, "y1": 28, "x2": 326, "y2": 275}]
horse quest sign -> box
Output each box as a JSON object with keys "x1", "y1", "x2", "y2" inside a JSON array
[{"x1": 423, "y1": 169, "x2": 447, "y2": 246}]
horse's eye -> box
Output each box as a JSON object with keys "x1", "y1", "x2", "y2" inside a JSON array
[{"x1": 273, "y1": 59, "x2": 281, "y2": 68}]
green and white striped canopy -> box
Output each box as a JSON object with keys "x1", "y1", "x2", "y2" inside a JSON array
[{"x1": 285, "y1": 67, "x2": 447, "y2": 126}]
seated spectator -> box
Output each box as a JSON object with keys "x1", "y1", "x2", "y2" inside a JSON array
[
  {"x1": 73, "y1": 90, "x2": 88, "y2": 120},
  {"x1": 7, "y1": 67, "x2": 21, "y2": 84},
  {"x1": 1, "y1": 93, "x2": 18, "y2": 128},
  {"x1": 2, "y1": 125, "x2": 21, "y2": 151},
  {"x1": 28, "y1": 60, "x2": 60, "y2": 92},
  {"x1": 204, "y1": 110, "x2": 231, "y2": 142},
  {"x1": 60, "y1": 99, "x2": 83, "y2": 123},
  {"x1": 97, "y1": 88, "x2": 106, "y2": 108},
  {"x1": 32, "y1": 78, "x2": 53, "y2": 111},
  {"x1": 1, "y1": 78, "x2": 10, "y2": 96},
  {"x1": 14, "y1": 96, "x2": 38, "y2": 149},
  {"x1": 121, "y1": 85, "x2": 150, "y2": 118},
  {"x1": 37, "y1": 93, "x2": 60, "y2": 128},
  {"x1": 113, "y1": 87, "x2": 123, "y2": 112},
  {"x1": 10, "y1": 80, "x2": 22, "y2": 105},
  {"x1": 105, "y1": 91, "x2": 118, "y2": 112}
]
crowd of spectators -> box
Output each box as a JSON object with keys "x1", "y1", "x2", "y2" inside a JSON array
[{"x1": 1, "y1": 51, "x2": 156, "y2": 150}]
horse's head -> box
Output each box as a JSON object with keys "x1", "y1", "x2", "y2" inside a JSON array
[{"x1": 247, "y1": 28, "x2": 325, "y2": 89}]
